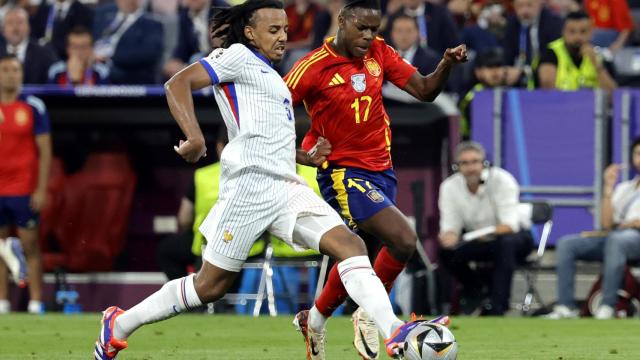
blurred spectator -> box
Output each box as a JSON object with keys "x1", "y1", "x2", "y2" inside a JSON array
[
  {"x1": 503, "y1": 0, "x2": 563, "y2": 89},
  {"x1": 584, "y1": 0, "x2": 633, "y2": 51},
  {"x1": 48, "y1": 26, "x2": 109, "y2": 86},
  {"x1": 281, "y1": 0, "x2": 320, "y2": 72},
  {"x1": 456, "y1": 1, "x2": 501, "y2": 54},
  {"x1": 389, "y1": 14, "x2": 439, "y2": 75},
  {"x1": 0, "y1": 7, "x2": 57, "y2": 84},
  {"x1": 30, "y1": 0, "x2": 94, "y2": 60},
  {"x1": 157, "y1": 130, "x2": 228, "y2": 280},
  {"x1": 458, "y1": 48, "x2": 507, "y2": 137},
  {"x1": 0, "y1": 0, "x2": 26, "y2": 24},
  {"x1": 546, "y1": 0, "x2": 580, "y2": 17},
  {"x1": 538, "y1": 10, "x2": 617, "y2": 92},
  {"x1": 546, "y1": 139, "x2": 640, "y2": 320},
  {"x1": 310, "y1": 0, "x2": 342, "y2": 49},
  {"x1": 385, "y1": 0, "x2": 460, "y2": 54},
  {"x1": 93, "y1": 0, "x2": 164, "y2": 84},
  {"x1": 438, "y1": 141, "x2": 533, "y2": 316},
  {"x1": 0, "y1": 54, "x2": 52, "y2": 314},
  {"x1": 162, "y1": 0, "x2": 217, "y2": 79}
]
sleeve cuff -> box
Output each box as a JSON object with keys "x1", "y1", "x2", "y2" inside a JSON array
[{"x1": 198, "y1": 59, "x2": 219, "y2": 84}]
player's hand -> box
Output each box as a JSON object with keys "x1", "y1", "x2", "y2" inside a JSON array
[
  {"x1": 30, "y1": 188, "x2": 46, "y2": 212},
  {"x1": 443, "y1": 45, "x2": 468, "y2": 64},
  {"x1": 174, "y1": 138, "x2": 207, "y2": 163},
  {"x1": 307, "y1": 136, "x2": 331, "y2": 167}
]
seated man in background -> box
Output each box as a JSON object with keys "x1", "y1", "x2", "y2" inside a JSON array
[
  {"x1": 538, "y1": 10, "x2": 617, "y2": 92},
  {"x1": 458, "y1": 48, "x2": 507, "y2": 138},
  {"x1": 30, "y1": 0, "x2": 94, "y2": 60},
  {"x1": 389, "y1": 14, "x2": 439, "y2": 76},
  {"x1": 48, "y1": 26, "x2": 109, "y2": 86},
  {"x1": 547, "y1": 138, "x2": 640, "y2": 320},
  {"x1": 157, "y1": 129, "x2": 231, "y2": 280},
  {"x1": 0, "y1": 6, "x2": 57, "y2": 84},
  {"x1": 92, "y1": 0, "x2": 163, "y2": 84},
  {"x1": 438, "y1": 141, "x2": 533, "y2": 316}
]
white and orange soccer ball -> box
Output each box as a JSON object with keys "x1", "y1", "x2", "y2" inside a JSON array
[{"x1": 403, "y1": 322, "x2": 458, "y2": 360}]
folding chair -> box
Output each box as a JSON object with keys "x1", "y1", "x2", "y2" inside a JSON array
[{"x1": 518, "y1": 202, "x2": 554, "y2": 315}]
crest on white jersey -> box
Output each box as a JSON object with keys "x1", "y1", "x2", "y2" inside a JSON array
[{"x1": 351, "y1": 74, "x2": 366, "y2": 93}]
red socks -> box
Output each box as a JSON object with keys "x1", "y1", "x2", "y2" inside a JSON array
[{"x1": 373, "y1": 246, "x2": 406, "y2": 293}]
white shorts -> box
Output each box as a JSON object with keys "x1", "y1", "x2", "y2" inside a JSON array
[{"x1": 199, "y1": 171, "x2": 344, "y2": 272}]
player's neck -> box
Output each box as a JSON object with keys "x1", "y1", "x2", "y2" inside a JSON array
[
  {"x1": 331, "y1": 35, "x2": 351, "y2": 58},
  {"x1": 0, "y1": 90, "x2": 19, "y2": 104}
]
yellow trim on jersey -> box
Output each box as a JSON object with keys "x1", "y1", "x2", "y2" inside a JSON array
[
  {"x1": 330, "y1": 168, "x2": 355, "y2": 227},
  {"x1": 290, "y1": 52, "x2": 330, "y2": 89},
  {"x1": 329, "y1": 73, "x2": 345, "y2": 86},
  {"x1": 375, "y1": 36, "x2": 384, "y2": 41},
  {"x1": 286, "y1": 50, "x2": 328, "y2": 87},
  {"x1": 323, "y1": 37, "x2": 338, "y2": 57}
]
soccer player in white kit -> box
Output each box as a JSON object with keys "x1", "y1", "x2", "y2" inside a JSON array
[{"x1": 92, "y1": 1, "x2": 421, "y2": 359}]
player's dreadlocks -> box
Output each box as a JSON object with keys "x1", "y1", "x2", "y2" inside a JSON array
[{"x1": 209, "y1": 0, "x2": 283, "y2": 49}]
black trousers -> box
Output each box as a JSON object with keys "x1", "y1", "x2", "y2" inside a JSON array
[
  {"x1": 439, "y1": 230, "x2": 534, "y2": 315},
  {"x1": 156, "y1": 230, "x2": 197, "y2": 280}
]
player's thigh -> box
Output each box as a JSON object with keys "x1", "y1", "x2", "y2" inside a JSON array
[
  {"x1": 201, "y1": 195, "x2": 279, "y2": 273},
  {"x1": 357, "y1": 205, "x2": 416, "y2": 246},
  {"x1": 268, "y1": 182, "x2": 365, "y2": 260}
]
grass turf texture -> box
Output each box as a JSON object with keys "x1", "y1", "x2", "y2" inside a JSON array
[{"x1": 0, "y1": 314, "x2": 638, "y2": 359}]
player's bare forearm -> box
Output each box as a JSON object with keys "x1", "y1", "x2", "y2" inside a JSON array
[
  {"x1": 165, "y1": 63, "x2": 212, "y2": 144},
  {"x1": 403, "y1": 45, "x2": 467, "y2": 102},
  {"x1": 35, "y1": 134, "x2": 52, "y2": 192},
  {"x1": 296, "y1": 149, "x2": 314, "y2": 167}
]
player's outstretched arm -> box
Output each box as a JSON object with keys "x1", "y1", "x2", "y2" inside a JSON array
[
  {"x1": 403, "y1": 44, "x2": 467, "y2": 102},
  {"x1": 165, "y1": 62, "x2": 212, "y2": 163}
]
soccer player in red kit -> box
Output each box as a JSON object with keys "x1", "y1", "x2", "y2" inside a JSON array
[
  {"x1": 285, "y1": 0, "x2": 467, "y2": 358},
  {"x1": 0, "y1": 54, "x2": 52, "y2": 314}
]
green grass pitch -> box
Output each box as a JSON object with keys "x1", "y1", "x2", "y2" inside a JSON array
[{"x1": 1, "y1": 314, "x2": 639, "y2": 359}]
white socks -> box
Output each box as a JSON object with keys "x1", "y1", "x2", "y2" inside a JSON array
[
  {"x1": 0, "y1": 299, "x2": 9, "y2": 314},
  {"x1": 114, "y1": 274, "x2": 203, "y2": 339},
  {"x1": 338, "y1": 256, "x2": 402, "y2": 338},
  {"x1": 308, "y1": 306, "x2": 328, "y2": 332}
]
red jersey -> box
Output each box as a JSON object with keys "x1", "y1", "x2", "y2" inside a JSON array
[
  {"x1": 0, "y1": 95, "x2": 50, "y2": 196},
  {"x1": 285, "y1": 37, "x2": 416, "y2": 171},
  {"x1": 585, "y1": 0, "x2": 633, "y2": 31}
]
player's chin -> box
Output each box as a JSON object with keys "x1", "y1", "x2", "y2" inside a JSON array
[
  {"x1": 269, "y1": 49, "x2": 285, "y2": 63},
  {"x1": 352, "y1": 46, "x2": 369, "y2": 58}
]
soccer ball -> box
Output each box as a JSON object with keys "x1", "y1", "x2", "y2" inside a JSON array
[{"x1": 402, "y1": 322, "x2": 458, "y2": 360}]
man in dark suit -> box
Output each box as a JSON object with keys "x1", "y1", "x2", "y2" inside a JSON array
[
  {"x1": 503, "y1": 0, "x2": 563, "y2": 88},
  {"x1": 30, "y1": 0, "x2": 94, "y2": 60},
  {"x1": 93, "y1": 0, "x2": 163, "y2": 84},
  {"x1": 389, "y1": 14, "x2": 439, "y2": 75},
  {"x1": 384, "y1": 0, "x2": 460, "y2": 55},
  {"x1": 162, "y1": 0, "x2": 216, "y2": 79},
  {"x1": 0, "y1": 7, "x2": 57, "y2": 84}
]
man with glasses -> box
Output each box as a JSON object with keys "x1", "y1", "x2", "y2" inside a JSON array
[{"x1": 438, "y1": 141, "x2": 533, "y2": 315}]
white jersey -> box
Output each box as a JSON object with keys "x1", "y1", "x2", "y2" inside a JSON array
[{"x1": 198, "y1": 43, "x2": 299, "y2": 182}]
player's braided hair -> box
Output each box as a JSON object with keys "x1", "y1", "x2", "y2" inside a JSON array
[{"x1": 209, "y1": 0, "x2": 283, "y2": 49}]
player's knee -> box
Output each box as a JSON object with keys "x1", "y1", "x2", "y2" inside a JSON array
[
  {"x1": 193, "y1": 278, "x2": 226, "y2": 303},
  {"x1": 390, "y1": 229, "x2": 417, "y2": 261},
  {"x1": 334, "y1": 233, "x2": 367, "y2": 261}
]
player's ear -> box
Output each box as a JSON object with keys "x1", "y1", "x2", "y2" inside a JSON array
[{"x1": 244, "y1": 26, "x2": 255, "y2": 42}]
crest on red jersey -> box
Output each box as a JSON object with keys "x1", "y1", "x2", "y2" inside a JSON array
[
  {"x1": 364, "y1": 58, "x2": 381, "y2": 77},
  {"x1": 351, "y1": 74, "x2": 366, "y2": 93},
  {"x1": 15, "y1": 109, "x2": 28, "y2": 126}
]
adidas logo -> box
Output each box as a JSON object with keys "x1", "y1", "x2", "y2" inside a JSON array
[{"x1": 328, "y1": 73, "x2": 345, "y2": 86}]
